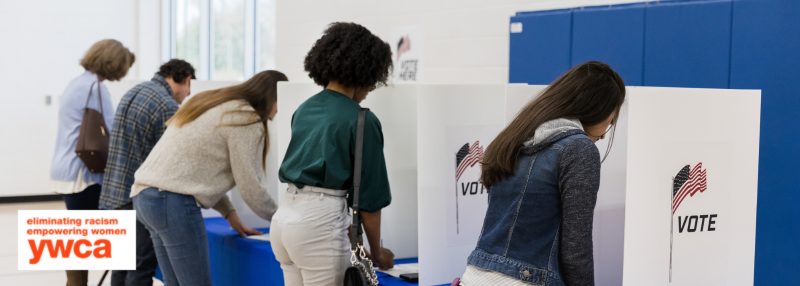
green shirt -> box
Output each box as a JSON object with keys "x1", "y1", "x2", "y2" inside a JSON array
[{"x1": 279, "y1": 89, "x2": 391, "y2": 213}]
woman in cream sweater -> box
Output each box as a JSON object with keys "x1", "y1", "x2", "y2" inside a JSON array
[{"x1": 131, "y1": 70, "x2": 287, "y2": 286}]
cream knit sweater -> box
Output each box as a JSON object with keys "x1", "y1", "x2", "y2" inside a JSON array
[{"x1": 132, "y1": 100, "x2": 277, "y2": 220}]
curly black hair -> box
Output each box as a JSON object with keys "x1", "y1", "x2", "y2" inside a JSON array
[
  {"x1": 304, "y1": 22, "x2": 393, "y2": 89},
  {"x1": 157, "y1": 59, "x2": 197, "y2": 83}
]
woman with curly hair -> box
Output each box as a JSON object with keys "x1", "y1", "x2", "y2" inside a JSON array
[{"x1": 273, "y1": 22, "x2": 395, "y2": 285}]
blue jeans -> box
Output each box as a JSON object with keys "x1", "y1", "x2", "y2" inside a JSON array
[
  {"x1": 111, "y1": 203, "x2": 158, "y2": 286},
  {"x1": 132, "y1": 187, "x2": 211, "y2": 286}
]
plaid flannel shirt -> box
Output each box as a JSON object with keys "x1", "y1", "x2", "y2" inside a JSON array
[{"x1": 99, "y1": 74, "x2": 179, "y2": 210}]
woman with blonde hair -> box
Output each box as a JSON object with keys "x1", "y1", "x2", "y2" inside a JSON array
[
  {"x1": 131, "y1": 70, "x2": 287, "y2": 285},
  {"x1": 50, "y1": 39, "x2": 135, "y2": 286}
]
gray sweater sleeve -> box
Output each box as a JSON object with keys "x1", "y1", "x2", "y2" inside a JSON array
[
  {"x1": 220, "y1": 113, "x2": 278, "y2": 221},
  {"x1": 557, "y1": 136, "x2": 601, "y2": 286}
]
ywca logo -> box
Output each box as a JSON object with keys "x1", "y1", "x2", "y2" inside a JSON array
[
  {"x1": 18, "y1": 210, "x2": 136, "y2": 270},
  {"x1": 669, "y1": 162, "x2": 715, "y2": 282}
]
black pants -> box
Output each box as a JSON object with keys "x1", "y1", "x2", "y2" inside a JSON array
[
  {"x1": 61, "y1": 184, "x2": 102, "y2": 286},
  {"x1": 61, "y1": 184, "x2": 102, "y2": 210},
  {"x1": 110, "y1": 203, "x2": 158, "y2": 286}
]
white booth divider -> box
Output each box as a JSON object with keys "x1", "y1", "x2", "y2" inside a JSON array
[
  {"x1": 416, "y1": 84, "x2": 507, "y2": 285},
  {"x1": 109, "y1": 81, "x2": 757, "y2": 285},
  {"x1": 505, "y1": 86, "x2": 760, "y2": 286},
  {"x1": 621, "y1": 87, "x2": 760, "y2": 286}
]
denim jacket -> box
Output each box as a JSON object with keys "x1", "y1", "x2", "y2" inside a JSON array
[{"x1": 466, "y1": 118, "x2": 600, "y2": 286}]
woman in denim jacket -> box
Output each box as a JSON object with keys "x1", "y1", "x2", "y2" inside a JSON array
[{"x1": 460, "y1": 61, "x2": 626, "y2": 286}]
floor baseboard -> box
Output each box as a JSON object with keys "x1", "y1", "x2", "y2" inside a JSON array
[{"x1": 0, "y1": 194, "x2": 62, "y2": 204}]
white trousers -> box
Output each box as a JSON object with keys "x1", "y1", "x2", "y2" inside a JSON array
[{"x1": 270, "y1": 185, "x2": 352, "y2": 286}]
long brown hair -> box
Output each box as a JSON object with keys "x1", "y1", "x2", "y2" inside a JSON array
[
  {"x1": 167, "y1": 70, "x2": 288, "y2": 169},
  {"x1": 481, "y1": 61, "x2": 625, "y2": 188}
]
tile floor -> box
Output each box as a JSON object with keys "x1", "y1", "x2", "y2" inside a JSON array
[{"x1": 0, "y1": 201, "x2": 164, "y2": 285}]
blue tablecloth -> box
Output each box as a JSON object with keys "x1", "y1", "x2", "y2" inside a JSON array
[{"x1": 157, "y1": 217, "x2": 436, "y2": 286}]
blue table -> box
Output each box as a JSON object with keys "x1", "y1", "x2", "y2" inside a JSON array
[{"x1": 159, "y1": 218, "x2": 430, "y2": 286}]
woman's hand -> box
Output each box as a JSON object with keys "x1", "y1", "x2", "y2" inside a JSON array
[
  {"x1": 225, "y1": 210, "x2": 263, "y2": 237},
  {"x1": 364, "y1": 247, "x2": 395, "y2": 270},
  {"x1": 372, "y1": 247, "x2": 395, "y2": 270},
  {"x1": 359, "y1": 210, "x2": 394, "y2": 269}
]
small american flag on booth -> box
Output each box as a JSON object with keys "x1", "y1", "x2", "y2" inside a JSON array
[
  {"x1": 672, "y1": 163, "x2": 708, "y2": 214},
  {"x1": 397, "y1": 35, "x2": 411, "y2": 60},
  {"x1": 456, "y1": 141, "x2": 484, "y2": 181},
  {"x1": 670, "y1": 162, "x2": 708, "y2": 282},
  {"x1": 454, "y1": 141, "x2": 484, "y2": 234}
]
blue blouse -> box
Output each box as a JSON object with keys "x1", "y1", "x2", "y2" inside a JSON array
[{"x1": 50, "y1": 70, "x2": 116, "y2": 185}]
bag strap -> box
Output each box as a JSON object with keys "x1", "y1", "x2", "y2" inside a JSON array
[
  {"x1": 350, "y1": 108, "x2": 368, "y2": 251},
  {"x1": 84, "y1": 75, "x2": 104, "y2": 115}
]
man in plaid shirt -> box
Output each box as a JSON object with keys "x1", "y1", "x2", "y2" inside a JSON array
[{"x1": 99, "y1": 59, "x2": 195, "y2": 286}]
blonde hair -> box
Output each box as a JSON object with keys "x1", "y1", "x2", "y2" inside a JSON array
[
  {"x1": 167, "y1": 70, "x2": 288, "y2": 169},
  {"x1": 80, "y1": 39, "x2": 135, "y2": 81}
]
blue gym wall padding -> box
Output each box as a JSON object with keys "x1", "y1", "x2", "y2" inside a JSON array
[
  {"x1": 572, "y1": 4, "x2": 646, "y2": 86},
  {"x1": 643, "y1": 0, "x2": 732, "y2": 88},
  {"x1": 730, "y1": 0, "x2": 800, "y2": 284},
  {"x1": 509, "y1": 9, "x2": 572, "y2": 85},
  {"x1": 511, "y1": 0, "x2": 800, "y2": 284}
]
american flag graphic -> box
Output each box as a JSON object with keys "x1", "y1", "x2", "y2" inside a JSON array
[
  {"x1": 670, "y1": 162, "x2": 708, "y2": 282},
  {"x1": 672, "y1": 163, "x2": 708, "y2": 214},
  {"x1": 454, "y1": 141, "x2": 484, "y2": 234},
  {"x1": 456, "y1": 141, "x2": 484, "y2": 181},
  {"x1": 396, "y1": 35, "x2": 411, "y2": 61}
]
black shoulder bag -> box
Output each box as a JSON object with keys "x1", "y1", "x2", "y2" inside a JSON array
[{"x1": 343, "y1": 108, "x2": 379, "y2": 286}]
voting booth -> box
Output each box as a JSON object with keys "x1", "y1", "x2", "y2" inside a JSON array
[
  {"x1": 504, "y1": 86, "x2": 761, "y2": 286},
  {"x1": 105, "y1": 80, "x2": 760, "y2": 285},
  {"x1": 278, "y1": 83, "x2": 760, "y2": 285},
  {"x1": 618, "y1": 87, "x2": 760, "y2": 286}
]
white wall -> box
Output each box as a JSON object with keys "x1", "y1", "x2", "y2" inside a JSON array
[
  {"x1": 0, "y1": 0, "x2": 162, "y2": 196},
  {"x1": 0, "y1": 0, "x2": 640, "y2": 197},
  {"x1": 275, "y1": 0, "x2": 641, "y2": 85}
]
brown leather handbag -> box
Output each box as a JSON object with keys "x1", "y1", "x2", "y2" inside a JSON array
[{"x1": 75, "y1": 80, "x2": 109, "y2": 173}]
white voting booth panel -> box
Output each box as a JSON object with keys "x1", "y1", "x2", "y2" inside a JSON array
[
  {"x1": 438, "y1": 85, "x2": 758, "y2": 286},
  {"x1": 417, "y1": 84, "x2": 506, "y2": 285},
  {"x1": 276, "y1": 83, "x2": 420, "y2": 259},
  {"x1": 622, "y1": 87, "x2": 760, "y2": 286},
  {"x1": 107, "y1": 80, "x2": 759, "y2": 285},
  {"x1": 420, "y1": 83, "x2": 621, "y2": 285}
]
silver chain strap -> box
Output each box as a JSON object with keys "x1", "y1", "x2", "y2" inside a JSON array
[{"x1": 349, "y1": 244, "x2": 379, "y2": 285}]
